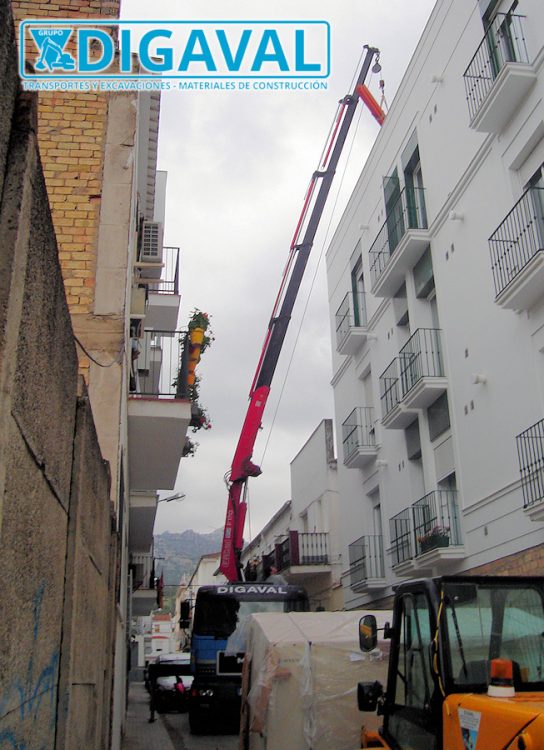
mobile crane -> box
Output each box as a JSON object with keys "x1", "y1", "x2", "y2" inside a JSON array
[
  {"x1": 219, "y1": 45, "x2": 384, "y2": 582},
  {"x1": 357, "y1": 575, "x2": 544, "y2": 749}
]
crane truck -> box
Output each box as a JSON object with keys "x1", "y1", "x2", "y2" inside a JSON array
[
  {"x1": 357, "y1": 575, "x2": 544, "y2": 749},
  {"x1": 218, "y1": 44, "x2": 384, "y2": 584},
  {"x1": 186, "y1": 45, "x2": 386, "y2": 736}
]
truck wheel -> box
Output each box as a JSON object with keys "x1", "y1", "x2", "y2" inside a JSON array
[{"x1": 189, "y1": 709, "x2": 205, "y2": 735}]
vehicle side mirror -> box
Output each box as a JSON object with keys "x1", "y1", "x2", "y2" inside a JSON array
[
  {"x1": 179, "y1": 601, "x2": 191, "y2": 629},
  {"x1": 359, "y1": 614, "x2": 378, "y2": 652},
  {"x1": 357, "y1": 680, "x2": 383, "y2": 712}
]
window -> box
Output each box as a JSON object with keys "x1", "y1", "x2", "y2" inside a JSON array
[
  {"x1": 428, "y1": 392, "x2": 450, "y2": 441},
  {"x1": 405, "y1": 418, "x2": 422, "y2": 461},
  {"x1": 350, "y1": 256, "x2": 366, "y2": 326},
  {"x1": 385, "y1": 592, "x2": 439, "y2": 750},
  {"x1": 384, "y1": 170, "x2": 405, "y2": 253},
  {"x1": 413, "y1": 247, "x2": 434, "y2": 299}
]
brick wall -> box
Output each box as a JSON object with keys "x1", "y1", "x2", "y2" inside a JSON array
[
  {"x1": 466, "y1": 543, "x2": 544, "y2": 576},
  {"x1": 12, "y1": 0, "x2": 122, "y2": 378}
]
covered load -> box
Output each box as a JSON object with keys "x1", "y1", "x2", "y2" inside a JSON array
[{"x1": 240, "y1": 610, "x2": 390, "y2": 750}]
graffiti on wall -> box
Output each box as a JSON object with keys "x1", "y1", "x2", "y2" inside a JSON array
[{"x1": 0, "y1": 583, "x2": 59, "y2": 750}]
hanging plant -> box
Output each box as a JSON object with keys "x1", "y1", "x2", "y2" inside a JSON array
[
  {"x1": 190, "y1": 403, "x2": 212, "y2": 433},
  {"x1": 182, "y1": 437, "x2": 199, "y2": 458}
]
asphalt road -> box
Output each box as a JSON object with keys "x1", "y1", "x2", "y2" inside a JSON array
[
  {"x1": 161, "y1": 711, "x2": 239, "y2": 750},
  {"x1": 122, "y1": 682, "x2": 239, "y2": 750}
]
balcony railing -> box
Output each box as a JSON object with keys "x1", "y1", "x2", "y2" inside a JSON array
[
  {"x1": 380, "y1": 358, "x2": 401, "y2": 419},
  {"x1": 272, "y1": 532, "x2": 330, "y2": 573},
  {"x1": 390, "y1": 490, "x2": 461, "y2": 565},
  {"x1": 390, "y1": 509, "x2": 413, "y2": 566},
  {"x1": 130, "y1": 329, "x2": 184, "y2": 398},
  {"x1": 398, "y1": 328, "x2": 444, "y2": 397},
  {"x1": 130, "y1": 552, "x2": 155, "y2": 590},
  {"x1": 517, "y1": 418, "x2": 544, "y2": 509},
  {"x1": 369, "y1": 186, "x2": 428, "y2": 288},
  {"x1": 335, "y1": 291, "x2": 367, "y2": 348},
  {"x1": 488, "y1": 187, "x2": 544, "y2": 298},
  {"x1": 348, "y1": 535, "x2": 384, "y2": 587},
  {"x1": 412, "y1": 490, "x2": 461, "y2": 556},
  {"x1": 463, "y1": 13, "x2": 529, "y2": 122},
  {"x1": 147, "y1": 246, "x2": 180, "y2": 295},
  {"x1": 342, "y1": 407, "x2": 376, "y2": 462}
]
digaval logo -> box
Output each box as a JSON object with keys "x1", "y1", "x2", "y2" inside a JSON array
[
  {"x1": 30, "y1": 27, "x2": 76, "y2": 72},
  {"x1": 20, "y1": 20, "x2": 330, "y2": 81}
]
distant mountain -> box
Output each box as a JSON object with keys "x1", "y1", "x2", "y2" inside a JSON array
[{"x1": 154, "y1": 528, "x2": 223, "y2": 592}]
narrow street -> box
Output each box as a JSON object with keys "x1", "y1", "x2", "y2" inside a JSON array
[{"x1": 122, "y1": 682, "x2": 239, "y2": 750}]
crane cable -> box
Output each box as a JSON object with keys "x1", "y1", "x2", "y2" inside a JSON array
[{"x1": 257, "y1": 58, "x2": 372, "y2": 470}]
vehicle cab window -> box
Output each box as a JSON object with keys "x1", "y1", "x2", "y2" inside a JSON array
[{"x1": 386, "y1": 591, "x2": 438, "y2": 750}]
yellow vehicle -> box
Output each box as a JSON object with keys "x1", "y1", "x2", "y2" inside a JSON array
[{"x1": 358, "y1": 576, "x2": 544, "y2": 749}]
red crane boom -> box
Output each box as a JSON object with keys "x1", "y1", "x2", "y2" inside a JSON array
[{"x1": 220, "y1": 46, "x2": 382, "y2": 582}]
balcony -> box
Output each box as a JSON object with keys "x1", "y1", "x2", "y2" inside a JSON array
[
  {"x1": 130, "y1": 552, "x2": 158, "y2": 616},
  {"x1": 254, "y1": 532, "x2": 332, "y2": 584},
  {"x1": 144, "y1": 246, "x2": 181, "y2": 331},
  {"x1": 348, "y1": 535, "x2": 386, "y2": 592},
  {"x1": 335, "y1": 291, "x2": 368, "y2": 355},
  {"x1": 517, "y1": 418, "x2": 544, "y2": 521},
  {"x1": 369, "y1": 187, "x2": 430, "y2": 298},
  {"x1": 342, "y1": 407, "x2": 379, "y2": 468},
  {"x1": 464, "y1": 14, "x2": 535, "y2": 134},
  {"x1": 488, "y1": 187, "x2": 544, "y2": 311},
  {"x1": 379, "y1": 358, "x2": 417, "y2": 429},
  {"x1": 380, "y1": 330, "x2": 446, "y2": 429},
  {"x1": 412, "y1": 490, "x2": 464, "y2": 566},
  {"x1": 129, "y1": 491, "x2": 158, "y2": 554},
  {"x1": 398, "y1": 329, "x2": 447, "y2": 409},
  {"x1": 390, "y1": 490, "x2": 464, "y2": 575},
  {"x1": 128, "y1": 330, "x2": 191, "y2": 490}
]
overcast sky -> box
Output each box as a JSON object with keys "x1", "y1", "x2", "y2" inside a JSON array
[{"x1": 121, "y1": 0, "x2": 436, "y2": 540}]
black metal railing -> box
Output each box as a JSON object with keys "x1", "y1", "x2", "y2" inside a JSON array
[
  {"x1": 298, "y1": 532, "x2": 329, "y2": 565},
  {"x1": 349, "y1": 535, "x2": 384, "y2": 587},
  {"x1": 398, "y1": 328, "x2": 444, "y2": 397},
  {"x1": 147, "y1": 246, "x2": 180, "y2": 295},
  {"x1": 464, "y1": 14, "x2": 529, "y2": 122},
  {"x1": 380, "y1": 358, "x2": 401, "y2": 419},
  {"x1": 277, "y1": 536, "x2": 291, "y2": 571},
  {"x1": 390, "y1": 509, "x2": 413, "y2": 566},
  {"x1": 412, "y1": 490, "x2": 461, "y2": 556},
  {"x1": 489, "y1": 187, "x2": 544, "y2": 298},
  {"x1": 130, "y1": 552, "x2": 155, "y2": 590},
  {"x1": 342, "y1": 407, "x2": 376, "y2": 463},
  {"x1": 130, "y1": 329, "x2": 184, "y2": 397},
  {"x1": 516, "y1": 418, "x2": 544, "y2": 509},
  {"x1": 369, "y1": 186, "x2": 428, "y2": 287},
  {"x1": 335, "y1": 291, "x2": 367, "y2": 348}
]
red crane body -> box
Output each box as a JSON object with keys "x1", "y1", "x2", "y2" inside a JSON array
[{"x1": 220, "y1": 47, "x2": 382, "y2": 582}]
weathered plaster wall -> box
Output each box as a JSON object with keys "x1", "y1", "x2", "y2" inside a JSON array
[{"x1": 0, "y1": 8, "x2": 117, "y2": 748}]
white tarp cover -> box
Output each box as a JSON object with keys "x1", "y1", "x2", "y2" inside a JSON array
[{"x1": 243, "y1": 611, "x2": 390, "y2": 750}]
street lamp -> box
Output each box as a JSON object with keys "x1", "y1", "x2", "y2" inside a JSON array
[{"x1": 158, "y1": 492, "x2": 186, "y2": 503}]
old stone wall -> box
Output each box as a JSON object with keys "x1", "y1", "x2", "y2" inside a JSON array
[{"x1": 0, "y1": 5, "x2": 117, "y2": 748}]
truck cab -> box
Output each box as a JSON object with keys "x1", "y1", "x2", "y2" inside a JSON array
[{"x1": 358, "y1": 576, "x2": 544, "y2": 749}]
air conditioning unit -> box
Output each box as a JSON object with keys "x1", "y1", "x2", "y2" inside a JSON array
[{"x1": 140, "y1": 220, "x2": 164, "y2": 263}]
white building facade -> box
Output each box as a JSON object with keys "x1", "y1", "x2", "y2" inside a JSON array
[
  {"x1": 326, "y1": 0, "x2": 544, "y2": 611},
  {"x1": 241, "y1": 420, "x2": 343, "y2": 610}
]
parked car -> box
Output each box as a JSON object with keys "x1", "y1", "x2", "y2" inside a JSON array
[{"x1": 148, "y1": 652, "x2": 193, "y2": 714}]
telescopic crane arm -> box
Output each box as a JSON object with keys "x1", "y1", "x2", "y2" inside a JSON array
[{"x1": 219, "y1": 46, "x2": 382, "y2": 582}]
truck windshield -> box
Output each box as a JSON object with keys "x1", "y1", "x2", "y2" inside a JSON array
[
  {"x1": 443, "y1": 580, "x2": 544, "y2": 691},
  {"x1": 193, "y1": 595, "x2": 307, "y2": 639}
]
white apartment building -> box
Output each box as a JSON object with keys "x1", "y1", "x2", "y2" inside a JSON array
[
  {"x1": 326, "y1": 0, "x2": 544, "y2": 610},
  {"x1": 241, "y1": 420, "x2": 343, "y2": 610}
]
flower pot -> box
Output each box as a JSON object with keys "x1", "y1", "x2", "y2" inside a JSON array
[
  {"x1": 419, "y1": 535, "x2": 449, "y2": 554},
  {"x1": 187, "y1": 372, "x2": 196, "y2": 386},
  {"x1": 190, "y1": 327, "x2": 205, "y2": 346}
]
